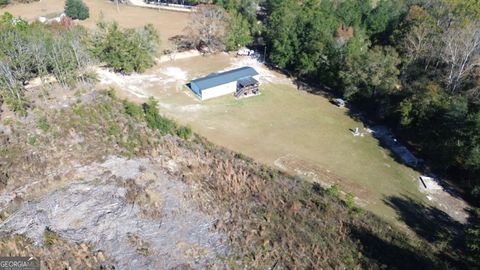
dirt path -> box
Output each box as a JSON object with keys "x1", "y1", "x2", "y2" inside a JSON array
[{"x1": 127, "y1": 0, "x2": 194, "y2": 13}]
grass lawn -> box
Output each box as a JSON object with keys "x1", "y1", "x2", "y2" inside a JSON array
[{"x1": 106, "y1": 53, "x2": 427, "y2": 225}]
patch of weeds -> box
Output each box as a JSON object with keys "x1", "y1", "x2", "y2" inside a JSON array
[
  {"x1": 27, "y1": 135, "x2": 37, "y2": 146},
  {"x1": 107, "y1": 123, "x2": 121, "y2": 137},
  {"x1": 37, "y1": 116, "x2": 50, "y2": 132},
  {"x1": 345, "y1": 192, "x2": 355, "y2": 208},
  {"x1": 104, "y1": 87, "x2": 117, "y2": 99},
  {"x1": 74, "y1": 88, "x2": 85, "y2": 97},
  {"x1": 144, "y1": 97, "x2": 176, "y2": 135},
  {"x1": 127, "y1": 233, "x2": 151, "y2": 257},
  {"x1": 176, "y1": 126, "x2": 192, "y2": 140},
  {"x1": 72, "y1": 103, "x2": 86, "y2": 117},
  {"x1": 96, "y1": 101, "x2": 113, "y2": 114},
  {"x1": 123, "y1": 100, "x2": 144, "y2": 120},
  {"x1": 193, "y1": 135, "x2": 213, "y2": 150},
  {"x1": 257, "y1": 166, "x2": 279, "y2": 180},
  {"x1": 235, "y1": 153, "x2": 252, "y2": 163},
  {"x1": 2, "y1": 92, "x2": 27, "y2": 116},
  {"x1": 81, "y1": 69, "x2": 98, "y2": 83},
  {"x1": 326, "y1": 184, "x2": 340, "y2": 197},
  {"x1": 2, "y1": 118, "x2": 13, "y2": 126},
  {"x1": 43, "y1": 227, "x2": 59, "y2": 246}
]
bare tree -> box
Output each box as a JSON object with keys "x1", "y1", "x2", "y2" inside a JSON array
[
  {"x1": 403, "y1": 22, "x2": 436, "y2": 63},
  {"x1": 440, "y1": 22, "x2": 480, "y2": 92},
  {"x1": 0, "y1": 60, "x2": 23, "y2": 109},
  {"x1": 186, "y1": 5, "x2": 226, "y2": 52}
]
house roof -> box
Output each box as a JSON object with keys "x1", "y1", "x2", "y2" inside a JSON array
[{"x1": 191, "y1": 67, "x2": 259, "y2": 90}]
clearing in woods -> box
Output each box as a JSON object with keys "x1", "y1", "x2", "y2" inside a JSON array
[
  {"x1": 97, "y1": 53, "x2": 469, "y2": 226},
  {"x1": 0, "y1": 0, "x2": 189, "y2": 51},
  {"x1": 2, "y1": 1, "x2": 468, "y2": 227}
]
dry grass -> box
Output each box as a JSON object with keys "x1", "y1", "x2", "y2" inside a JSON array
[
  {"x1": 172, "y1": 137, "x2": 448, "y2": 269},
  {"x1": 0, "y1": 233, "x2": 114, "y2": 269},
  {"x1": 0, "y1": 89, "x2": 459, "y2": 269},
  {"x1": 0, "y1": 0, "x2": 189, "y2": 51},
  {"x1": 0, "y1": 88, "x2": 161, "y2": 212}
]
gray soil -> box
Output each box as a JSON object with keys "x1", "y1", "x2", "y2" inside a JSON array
[{"x1": 1, "y1": 155, "x2": 226, "y2": 269}]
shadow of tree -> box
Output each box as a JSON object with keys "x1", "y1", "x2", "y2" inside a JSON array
[
  {"x1": 384, "y1": 196, "x2": 464, "y2": 243},
  {"x1": 383, "y1": 195, "x2": 467, "y2": 269},
  {"x1": 350, "y1": 226, "x2": 444, "y2": 270}
]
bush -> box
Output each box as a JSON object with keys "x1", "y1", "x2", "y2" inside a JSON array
[
  {"x1": 123, "y1": 100, "x2": 144, "y2": 120},
  {"x1": 0, "y1": 0, "x2": 10, "y2": 7},
  {"x1": 176, "y1": 126, "x2": 192, "y2": 140},
  {"x1": 43, "y1": 227, "x2": 59, "y2": 246},
  {"x1": 37, "y1": 116, "x2": 50, "y2": 132},
  {"x1": 65, "y1": 0, "x2": 89, "y2": 20},
  {"x1": 326, "y1": 184, "x2": 340, "y2": 197},
  {"x1": 143, "y1": 97, "x2": 176, "y2": 135}
]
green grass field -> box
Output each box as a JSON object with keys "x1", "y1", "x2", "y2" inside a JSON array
[{"x1": 117, "y1": 54, "x2": 427, "y2": 225}]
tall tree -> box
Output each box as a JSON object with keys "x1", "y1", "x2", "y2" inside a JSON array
[
  {"x1": 187, "y1": 5, "x2": 227, "y2": 52},
  {"x1": 440, "y1": 22, "x2": 480, "y2": 92},
  {"x1": 223, "y1": 11, "x2": 253, "y2": 50}
]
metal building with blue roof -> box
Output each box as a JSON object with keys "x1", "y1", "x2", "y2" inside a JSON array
[{"x1": 189, "y1": 66, "x2": 260, "y2": 100}]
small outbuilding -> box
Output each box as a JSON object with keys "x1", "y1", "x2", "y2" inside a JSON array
[{"x1": 189, "y1": 67, "x2": 260, "y2": 100}]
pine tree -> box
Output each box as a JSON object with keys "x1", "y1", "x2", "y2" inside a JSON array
[{"x1": 65, "y1": 0, "x2": 89, "y2": 20}]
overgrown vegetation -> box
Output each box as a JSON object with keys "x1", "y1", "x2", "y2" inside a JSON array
[
  {"x1": 0, "y1": 80, "x2": 467, "y2": 268},
  {"x1": 124, "y1": 97, "x2": 192, "y2": 139},
  {"x1": 91, "y1": 21, "x2": 159, "y2": 73},
  {"x1": 0, "y1": 13, "x2": 93, "y2": 114},
  {"x1": 181, "y1": 138, "x2": 457, "y2": 269},
  {"x1": 43, "y1": 227, "x2": 59, "y2": 246},
  {"x1": 0, "y1": 13, "x2": 161, "y2": 114},
  {"x1": 0, "y1": 233, "x2": 114, "y2": 269}
]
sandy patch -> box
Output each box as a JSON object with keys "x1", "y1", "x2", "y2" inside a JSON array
[
  {"x1": 228, "y1": 56, "x2": 291, "y2": 84},
  {"x1": 96, "y1": 68, "x2": 163, "y2": 98}
]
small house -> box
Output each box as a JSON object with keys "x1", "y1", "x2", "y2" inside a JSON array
[{"x1": 189, "y1": 67, "x2": 260, "y2": 100}]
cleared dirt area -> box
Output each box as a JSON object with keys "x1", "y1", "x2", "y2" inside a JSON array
[
  {"x1": 0, "y1": 0, "x2": 189, "y2": 51},
  {"x1": 94, "y1": 53, "x2": 471, "y2": 226}
]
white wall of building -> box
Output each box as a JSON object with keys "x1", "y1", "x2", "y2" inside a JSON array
[{"x1": 201, "y1": 81, "x2": 237, "y2": 100}]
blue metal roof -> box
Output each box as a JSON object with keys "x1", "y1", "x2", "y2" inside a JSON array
[{"x1": 191, "y1": 67, "x2": 259, "y2": 90}]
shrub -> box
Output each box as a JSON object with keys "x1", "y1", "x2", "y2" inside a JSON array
[
  {"x1": 143, "y1": 97, "x2": 176, "y2": 135},
  {"x1": 65, "y1": 0, "x2": 89, "y2": 20},
  {"x1": 326, "y1": 184, "x2": 340, "y2": 197},
  {"x1": 27, "y1": 136, "x2": 37, "y2": 146},
  {"x1": 37, "y1": 116, "x2": 50, "y2": 132},
  {"x1": 176, "y1": 126, "x2": 192, "y2": 140},
  {"x1": 345, "y1": 192, "x2": 356, "y2": 210},
  {"x1": 43, "y1": 227, "x2": 59, "y2": 246},
  {"x1": 123, "y1": 100, "x2": 144, "y2": 120}
]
